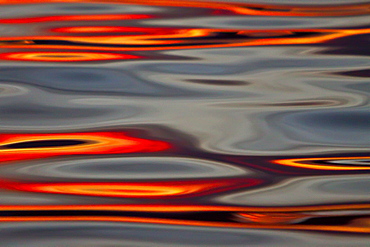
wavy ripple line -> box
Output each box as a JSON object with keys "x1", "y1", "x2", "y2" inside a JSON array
[
  {"x1": 1, "y1": 1, "x2": 369, "y2": 17},
  {"x1": 1, "y1": 28, "x2": 369, "y2": 54}
]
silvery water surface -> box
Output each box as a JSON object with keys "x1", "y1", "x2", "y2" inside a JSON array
[{"x1": 0, "y1": 0, "x2": 369, "y2": 246}]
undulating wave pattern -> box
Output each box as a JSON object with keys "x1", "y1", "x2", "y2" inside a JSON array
[{"x1": 0, "y1": 1, "x2": 369, "y2": 246}]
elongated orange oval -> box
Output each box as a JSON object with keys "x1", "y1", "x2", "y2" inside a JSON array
[
  {"x1": 0, "y1": 52, "x2": 140, "y2": 62},
  {"x1": 274, "y1": 157, "x2": 370, "y2": 171},
  {"x1": 0, "y1": 178, "x2": 260, "y2": 198},
  {"x1": 0, "y1": 132, "x2": 170, "y2": 163}
]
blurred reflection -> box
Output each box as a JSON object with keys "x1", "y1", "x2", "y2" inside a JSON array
[
  {"x1": 0, "y1": 132, "x2": 170, "y2": 163},
  {"x1": 0, "y1": 0, "x2": 369, "y2": 246}
]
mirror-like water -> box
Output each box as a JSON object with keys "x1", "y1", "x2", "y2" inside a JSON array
[{"x1": 0, "y1": 1, "x2": 369, "y2": 246}]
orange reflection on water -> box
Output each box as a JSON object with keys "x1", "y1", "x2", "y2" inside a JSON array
[
  {"x1": 0, "y1": 203, "x2": 369, "y2": 213},
  {"x1": 274, "y1": 156, "x2": 370, "y2": 170},
  {"x1": 225, "y1": 2, "x2": 370, "y2": 17},
  {"x1": 50, "y1": 26, "x2": 179, "y2": 35},
  {"x1": 0, "y1": 215, "x2": 368, "y2": 234},
  {"x1": 0, "y1": 203, "x2": 369, "y2": 234},
  {"x1": 236, "y1": 212, "x2": 310, "y2": 224},
  {"x1": 1, "y1": 28, "x2": 369, "y2": 52},
  {"x1": 0, "y1": 132, "x2": 170, "y2": 163},
  {"x1": 0, "y1": 178, "x2": 259, "y2": 198},
  {"x1": 0, "y1": 0, "x2": 368, "y2": 17},
  {"x1": 0, "y1": 52, "x2": 140, "y2": 62}
]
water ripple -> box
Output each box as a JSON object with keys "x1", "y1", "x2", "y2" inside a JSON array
[
  {"x1": 0, "y1": 0, "x2": 369, "y2": 245},
  {"x1": 0, "y1": 157, "x2": 249, "y2": 181}
]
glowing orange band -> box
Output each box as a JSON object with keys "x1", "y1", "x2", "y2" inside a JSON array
[
  {"x1": 274, "y1": 157, "x2": 370, "y2": 170},
  {"x1": 0, "y1": 132, "x2": 170, "y2": 163}
]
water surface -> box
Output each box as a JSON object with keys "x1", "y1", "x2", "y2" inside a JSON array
[{"x1": 0, "y1": 0, "x2": 369, "y2": 246}]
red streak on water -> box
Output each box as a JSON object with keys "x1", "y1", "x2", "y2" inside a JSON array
[
  {"x1": 1, "y1": 28, "x2": 369, "y2": 53},
  {"x1": 1, "y1": 203, "x2": 369, "y2": 213},
  {"x1": 274, "y1": 157, "x2": 370, "y2": 171},
  {"x1": 0, "y1": 215, "x2": 368, "y2": 234},
  {"x1": 0, "y1": 178, "x2": 261, "y2": 198},
  {"x1": 0, "y1": 52, "x2": 141, "y2": 62},
  {"x1": 0, "y1": 132, "x2": 171, "y2": 163},
  {"x1": 50, "y1": 26, "x2": 179, "y2": 35},
  {"x1": 0, "y1": 0, "x2": 369, "y2": 17}
]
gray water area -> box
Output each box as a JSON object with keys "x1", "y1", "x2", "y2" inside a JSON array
[{"x1": 0, "y1": 0, "x2": 369, "y2": 246}]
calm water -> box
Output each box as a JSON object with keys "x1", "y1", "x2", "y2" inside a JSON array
[{"x1": 0, "y1": 1, "x2": 369, "y2": 246}]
